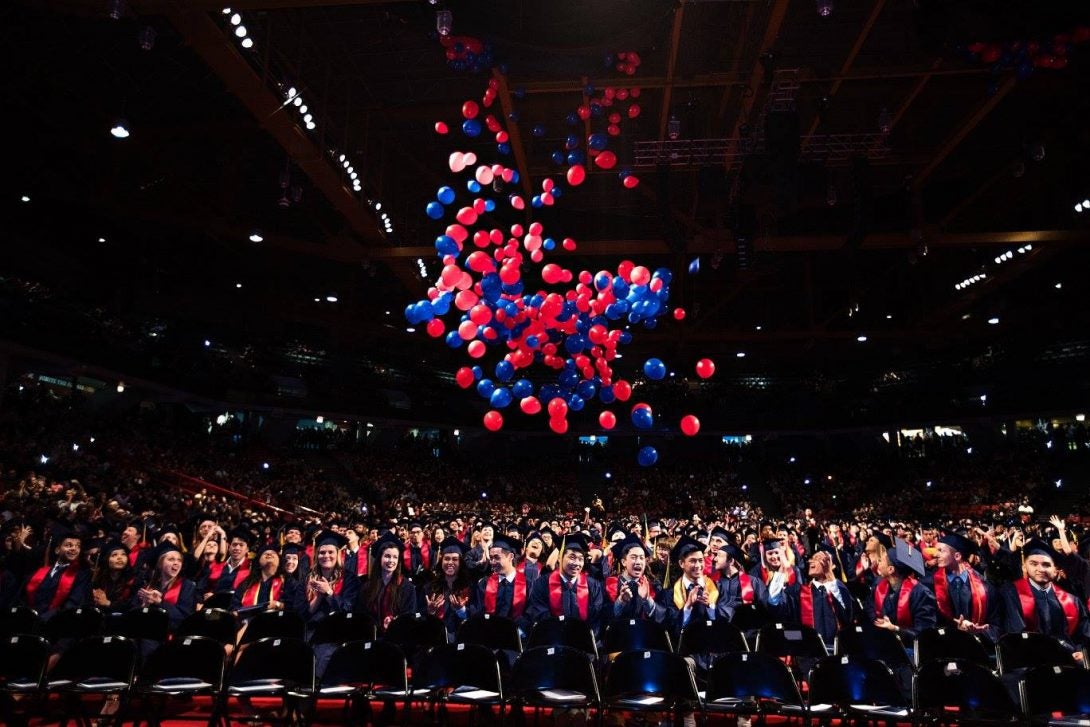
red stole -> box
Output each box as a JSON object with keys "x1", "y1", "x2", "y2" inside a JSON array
[
  {"x1": 604, "y1": 575, "x2": 656, "y2": 602},
  {"x1": 874, "y1": 577, "x2": 917, "y2": 627},
  {"x1": 208, "y1": 560, "x2": 250, "y2": 589},
  {"x1": 800, "y1": 582, "x2": 838, "y2": 631},
  {"x1": 127, "y1": 543, "x2": 147, "y2": 567},
  {"x1": 548, "y1": 571, "x2": 589, "y2": 620},
  {"x1": 161, "y1": 578, "x2": 184, "y2": 606},
  {"x1": 761, "y1": 566, "x2": 797, "y2": 587},
  {"x1": 1015, "y1": 578, "x2": 1078, "y2": 636},
  {"x1": 933, "y1": 568, "x2": 987, "y2": 623},
  {"x1": 483, "y1": 572, "x2": 527, "y2": 618},
  {"x1": 25, "y1": 563, "x2": 80, "y2": 611},
  {"x1": 240, "y1": 576, "x2": 284, "y2": 607},
  {"x1": 737, "y1": 572, "x2": 755, "y2": 604},
  {"x1": 403, "y1": 542, "x2": 431, "y2": 571},
  {"x1": 356, "y1": 545, "x2": 370, "y2": 576}
]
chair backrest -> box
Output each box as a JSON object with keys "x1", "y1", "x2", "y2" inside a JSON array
[
  {"x1": 383, "y1": 612, "x2": 448, "y2": 661},
  {"x1": 321, "y1": 640, "x2": 408, "y2": 692},
  {"x1": 706, "y1": 651, "x2": 805, "y2": 708},
  {"x1": 238, "y1": 608, "x2": 306, "y2": 646},
  {"x1": 415, "y1": 642, "x2": 503, "y2": 697},
  {"x1": 141, "y1": 634, "x2": 226, "y2": 690},
  {"x1": 997, "y1": 631, "x2": 1077, "y2": 674},
  {"x1": 108, "y1": 606, "x2": 171, "y2": 642},
  {"x1": 526, "y1": 616, "x2": 598, "y2": 658},
  {"x1": 730, "y1": 603, "x2": 772, "y2": 632},
  {"x1": 52, "y1": 635, "x2": 137, "y2": 684},
  {"x1": 309, "y1": 611, "x2": 377, "y2": 647},
  {"x1": 808, "y1": 655, "x2": 908, "y2": 710},
  {"x1": 0, "y1": 606, "x2": 41, "y2": 639},
  {"x1": 602, "y1": 618, "x2": 672, "y2": 655},
  {"x1": 230, "y1": 637, "x2": 314, "y2": 690},
  {"x1": 914, "y1": 659, "x2": 1019, "y2": 722},
  {"x1": 175, "y1": 607, "x2": 238, "y2": 645},
  {"x1": 203, "y1": 592, "x2": 234, "y2": 611},
  {"x1": 755, "y1": 623, "x2": 828, "y2": 659},
  {"x1": 914, "y1": 627, "x2": 991, "y2": 668},
  {"x1": 834, "y1": 623, "x2": 911, "y2": 669},
  {"x1": 678, "y1": 618, "x2": 748, "y2": 657},
  {"x1": 1020, "y1": 665, "x2": 1090, "y2": 719},
  {"x1": 511, "y1": 646, "x2": 600, "y2": 704},
  {"x1": 457, "y1": 613, "x2": 523, "y2": 653},
  {"x1": 603, "y1": 649, "x2": 700, "y2": 705},
  {"x1": 0, "y1": 633, "x2": 50, "y2": 687},
  {"x1": 44, "y1": 606, "x2": 104, "y2": 643}
]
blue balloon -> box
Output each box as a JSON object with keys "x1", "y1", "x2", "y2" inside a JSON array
[
  {"x1": 494, "y1": 360, "x2": 514, "y2": 382},
  {"x1": 467, "y1": 180, "x2": 482, "y2": 194},
  {"x1": 551, "y1": 151, "x2": 565, "y2": 165},
  {"x1": 576, "y1": 380, "x2": 598, "y2": 400},
  {"x1": 490, "y1": 388, "x2": 513, "y2": 408},
  {"x1": 426, "y1": 201, "x2": 444, "y2": 220},
  {"x1": 590, "y1": 103, "x2": 603, "y2": 118},
  {"x1": 462, "y1": 119, "x2": 482, "y2": 137},
  {"x1": 566, "y1": 150, "x2": 586, "y2": 166},
  {"x1": 543, "y1": 238, "x2": 556, "y2": 251},
  {"x1": 584, "y1": 84, "x2": 595, "y2": 96},
  {"x1": 484, "y1": 199, "x2": 496, "y2": 212},
  {"x1": 569, "y1": 395, "x2": 585, "y2": 412},
  {"x1": 472, "y1": 366, "x2": 483, "y2": 380},
  {"x1": 445, "y1": 331, "x2": 464, "y2": 348},
  {"x1": 512, "y1": 379, "x2": 533, "y2": 398},
  {"x1": 588, "y1": 133, "x2": 607, "y2": 151},
  {"x1": 525, "y1": 335, "x2": 540, "y2": 348},
  {"x1": 565, "y1": 134, "x2": 580, "y2": 151},
  {"x1": 594, "y1": 272, "x2": 612, "y2": 291},
  {"x1": 476, "y1": 379, "x2": 495, "y2": 399},
  {"x1": 531, "y1": 195, "x2": 543, "y2": 208},
  {"x1": 435, "y1": 235, "x2": 459, "y2": 256},
  {"x1": 688, "y1": 257, "x2": 701, "y2": 275},
  {"x1": 507, "y1": 111, "x2": 520, "y2": 122},
  {"x1": 437, "y1": 186, "x2": 456, "y2": 205},
  {"x1": 599, "y1": 386, "x2": 616, "y2": 404},
  {"x1": 497, "y1": 142, "x2": 511, "y2": 155},
  {"x1": 631, "y1": 407, "x2": 653, "y2": 430},
  {"x1": 643, "y1": 358, "x2": 666, "y2": 380},
  {"x1": 565, "y1": 112, "x2": 579, "y2": 126},
  {"x1": 513, "y1": 86, "x2": 526, "y2": 100},
  {"x1": 532, "y1": 125, "x2": 546, "y2": 137},
  {"x1": 637, "y1": 445, "x2": 659, "y2": 467},
  {"x1": 510, "y1": 171, "x2": 520, "y2": 183},
  {"x1": 430, "y1": 293, "x2": 452, "y2": 315}
]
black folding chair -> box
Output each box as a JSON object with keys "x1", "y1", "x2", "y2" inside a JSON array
[
  {"x1": 808, "y1": 655, "x2": 912, "y2": 722},
  {"x1": 0, "y1": 633, "x2": 50, "y2": 725},
  {"x1": 678, "y1": 618, "x2": 748, "y2": 657},
  {"x1": 43, "y1": 606, "x2": 104, "y2": 643},
  {"x1": 702, "y1": 651, "x2": 807, "y2": 721},
  {"x1": 0, "y1": 606, "x2": 40, "y2": 639},
  {"x1": 413, "y1": 642, "x2": 507, "y2": 724},
  {"x1": 237, "y1": 608, "x2": 305, "y2": 646},
  {"x1": 1020, "y1": 664, "x2": 1090, "y2": 724},
  {"x1": 300, "y1": 639, "x2": 412, "y2": 727},
  {"x1": 203, "y1": 592, "x2": 233, "y2": 611},
  {"x1": 139, "y1": 634, "x2": 227, "y2": 726},
  {"x1": 526, "y1": 615, "x2": 598, "y2": 659},
  {"x1": 602, "y1": 618, "x2": 672, "y2": 657},
  {"x1": 175, "y1": 607, "x2": 238, "y2": 646},
  {"x1": 602, "y1": 649, "x2": 701, "y2": 725},
  {"x1": 47, "y1": 635, "x2": 138, "y2": 727},
  {"x1": 223, "y1": 636, "x2": 314, "y2": 725},
  {"x1": 383, "y1": 612, "x2": 448, "y2": 669},
  {"x1": 308, "y1": 611, "x2": 377, "y2": 647},
  {"x1": 915, "y1": 626, "x2": 991, "y2": 668},
  {"x1": 730, "y1": 603, "x2": 773, "y2": 633},
  {"x1": 457, "y1": 613, "x2": 523, "y2": 653},
  {"x1": 835, "y1": 623, "x2": 913, "y2": 670},
  {"x1": 107, "y1": 605, "x2": 171, "y2": 643},
  {"x1": 997, "y1": 631, "x2": 1083, "y2": 675},
  {"x1": 914, "y1": 658, "x2": 1020, "y2": 723},
  {"x1": 510, "y1": 646, "x2": 601, "y2": 722},
  {"x1": 755, "y1": 622, "x2": 829, "y2": 659}
]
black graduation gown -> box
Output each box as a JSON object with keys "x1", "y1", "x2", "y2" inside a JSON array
[
  {"x1": 526, "y1": 571, "x2": 605, "y2": 636},
  {"x1": 768, "y1": 580, "x2": 855, "y2": 648},
  {"x1": 869, "y1": 578, "x2": 937, "y2": 642}
]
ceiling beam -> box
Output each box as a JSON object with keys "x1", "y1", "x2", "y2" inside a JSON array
[
  {"x1": 491, "y1": 68, "x2": 534, "y2": 204},
  {"x1": 370, "y1": 229, "x2": 1088, "y2": 258},
  {"x1": 657, "y1": 0, "x2": 688, "y2": 142},
  {"x1": 804, "y1": 0, "x2": 886, "y2": 140},
  {"x1": 911, "y1": 75, "x2": 1018, "y2": 190},
  {"x1": 723, "y1": 0, "x2": 790, "y2": 162}
]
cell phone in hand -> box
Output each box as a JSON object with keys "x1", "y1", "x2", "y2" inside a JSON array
[{"x1": 628, "y1": 580, "x2": 640, "y2": 596}]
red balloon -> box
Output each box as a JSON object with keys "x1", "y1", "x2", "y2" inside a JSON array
[
  {"x1": 547, "y1": 397, "x2": 568, "y2": 418},
  {"x1": 613, "y1": 379, "x2": 632, "y2": 401},
  {"x1": 462, "y1": 100, "x2": 479, "y2": 119},
  {"x1": 426, "y1": 318, "x2": 445, "y2": 337},
  {"x1": 594, "y1": 151, "x2": 617, "y2": 170},
  {"x1": 566, "y1": 164, "x2": 586, "y2": 186},
  {"x1": 623, "y1": 174, "x2": 640, "y2": 189},
  {"x1": 483, "y1": 410, "x2": 503, "y2": 432},
  {"x1": 673, "y1": 307, "x2": 686, "y2": 320},
  {"x1": 680, "y1": 415, "x2": 700, "y2": 437},
  {"x1": 549, "y1": 417, "x2": 569, "y2": 435},
  {"x1": 563, "y1": 237, "x2": 577, "y2": 251},
  {"x1": 520, "y1": 396, "x2": 542, "y2": 415},
  {"x1": 467, "y1": 340, "x2": 486, "y2": 358},
  {"x1": 434, "y1": 121, "x2": 449, "y2": 134},
  {"x1": 599, "y1": 410, "x2": 616, "y2": 430},
  {"x1": 695, "y1": 358, "x2": 716, "y2": 379},
  {"x1": 455, "y1": 366, "x2": 475, "y2": 389},
  {"x1": 627, "y1": 103, "x2": 641, "y2": 119}
]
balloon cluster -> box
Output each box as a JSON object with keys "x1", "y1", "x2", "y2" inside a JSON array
[
  {"x1": 409, "y1": 66, "x2": 712, "y2": 465},
  {"x1": 440, "y1": 34, "x2": 494, "y2": 74},
  {"x1": 962, "y1": 26, "x2": 1089, "y2": 80}
]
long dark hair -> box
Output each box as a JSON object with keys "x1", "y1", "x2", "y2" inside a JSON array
[
  {"x1": 91, "y1": 545, "x2": 134, "y2": 599},
  {"x1": 360, "y1": 544, "x2": 407, "y2": 615},
  {"x1": 237, "y1": 552, "x2": 282, "y2": 595},
  {"x1": 424, "y1": 550, "x2": 470, "y2": 597}
]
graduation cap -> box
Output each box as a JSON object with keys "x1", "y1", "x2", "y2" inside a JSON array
[
  {"x1": 938, "y1": 532, "x2": 977, "y2": 559},
  {"x1": 50, "y1": 523, "x2": 83, "y2": 543},
  {"x1": 670, "y1": 534, "x2": 705, "y2": 564},
  {"x1": 1023, "y1": 538, "x2": 1060, "y2": 563},
  {"x1": 872, "y1": 532, "x2": 894, "y2": 550},
  {"x1": 709, "y1": 526, "x2": 731, "y2": 543},
  {"x1": 151, "y1": 540, "x2": 183, "y2": 562},
  {"x1": 886, "y1": 538, "x2": 925, "y2": 578},
  {"x1": 366, "y1": 529, "x2": 401, "y2": 558},
  {"x1": 227, "y1": 526, "x2": 255, "y2": 546},
  {"x1": 607, "y1": 523, "x2": 627, "y2": 542},
  {"x1": 490, "y1": 534, "x2": 522, "y2": 555},
  {"x1": 611, "y1": 534, "x2": 650, "y2": 562},
  {"x1": 719, "y1": 541, "x2": 743, "y2": 562},
  {"x1": 280, "y1": 542, "x2": 306, "y2": 557},
  {"x1": 761, "y1": 535, "x2": 785, "y2": 549},
  {"x1": 561, "y1": 532, "x2": 590, "y2": 554},
  {"x1": 255, "y1": 542, "x2": 281, "y2": 559},
  {"x1": 438, "y1": 538, "x2": 469, "y2": 557},
  {"x1": 312, "y1": 530, "x2": 348, "y2": 551},
  {"x1": 524, "y1": 531, "x2": 545, "y2": 546}
]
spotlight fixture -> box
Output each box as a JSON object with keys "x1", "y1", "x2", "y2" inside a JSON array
[
  {"x1": 138, "y1": 25, "x2": 156, "y2": 51},
  {"x1": 116, "y1": 382, "x2": 126, "y2": 393},
  {"x1": 436, "y1": 9, "x2": 453, "y2": 36},
  {"x1": 987, "y1": 317, "x2": 999, "y2": 325},
  {"x1": 110, "y1": 119, "x2": 131, "y2": 139},
  {"x1": 108, "y1": 0, "x2": 124, "y2": 20},
  {"x1": 326, "y1": 295, "x2": 338, "y2": 303},
  {"x1": 816, "y1": 0, "x2": 833, "y2": 16},
  {"x1": 667, "y1": 115, "x2": 681, "y2": 141},
  {"x1": 856, "y1": 335, "x2": 868, "y2": 342},
  {"x1": 241, "y1": 37, "x2": 254, "y2": 49},
  {"x1": 248, "y1": 229, "x2": 263, "y2": 243},
  {"x1": 20, "y1": 195, "x2": 30, "y2": 203}
]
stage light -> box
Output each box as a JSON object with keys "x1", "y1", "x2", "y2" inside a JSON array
[
  {"x1": 230, "y1": 12, "x2": 241, "y2": 24},
  {"x1": 316, "y1": 416, "x2": 324, "y2": 424},
  {"x1": 406, "y1": 327, "x2": 416, "y2": 333},
  {"x1": 856, "y1": 335, "x2": 868, "y2": 342},
  {"x1": 248, "y1": 229, "x2": 263, "y2": 242},
  {"x1": 736, "y1": 352, "x2": 746, "y2": 358},
  {"x1": 98, "y1": 237, "x2": 106, "y2": 243},
  {"x1": 816, "y1": 0, "x2": 833, "y2": 16},
  {"x1": 987, "y1": 317, "x2": 999, "y2": 325},
  {"x1": 20, "y1": 195, "x2": 30, "y2": 203},
  {"x1": 667, "y1": 115, "x2": 681, "y2": 141},
  {"x1": 235, "y1": 283, "x2": 242, "y2": 289},
  {"x1": 241, "y1": 37, "x2": 253, "y2": 49},
  {"x1": 138, "y1": 25, "x2": 156, "y2": 51},
  {"x1": 116, "y1": 382, "x2": 125, "y2": 393},
  {"x1": 110, "y1": 119, "x2": 130, "y2": 139},
  {"x1": 436, "y1": 9, "x2": 452, "y2": 36},
  {"x1": 326, "y1": 295, "x2": 338, "y2": 302},
  {"x1": 235, "y1": 25, "x2": 247, "y2": 38}
]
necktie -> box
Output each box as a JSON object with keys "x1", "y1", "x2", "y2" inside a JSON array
[
  {"x1": 564, "y1": 579, "x2": 577, "y2": 616},
  {"x1": 498, "y1": 578, "x2": 512, "y2": 616},
  {"x1": 950, "y1": 578, "x2": 966, "y2": 617},
  {"x1": 1043, "y1": 590, "x2": 1064, "y2": 636}
]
